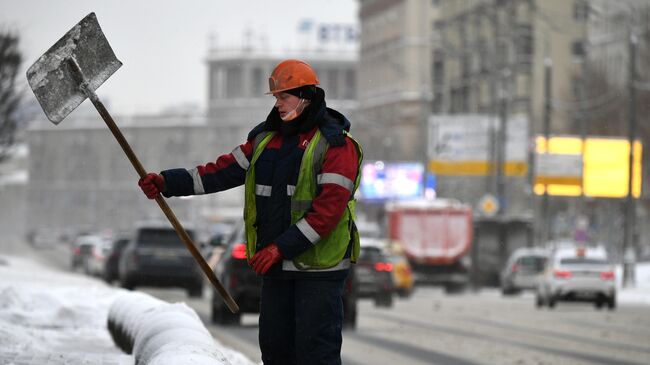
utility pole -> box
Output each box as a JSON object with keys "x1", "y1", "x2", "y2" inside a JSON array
[
  {"x1": 623, "y1": 33, "x2": 637, "y2": 288},
  {"x1": 496, "y1": 69, "x2": 509, "y2": 215},
  {"x1": 575, "y1": 56, "x2": 588, "y2": 244},
  {"x1": 540, "y1": 58, "x2": 552, "y2": 245},
  {"x1": 496, "y1": 67, "x2": 510, "y2": 264}
]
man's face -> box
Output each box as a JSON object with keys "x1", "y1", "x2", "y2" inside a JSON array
[{"x1": 273, "y1": 92, "x2": 303, "y2": 121}]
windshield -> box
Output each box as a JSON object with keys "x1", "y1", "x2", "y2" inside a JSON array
[
  {"x1": 136, "y1": 228, "x2": 193, "y2": 247},
  {"x1": 560, "y1": 257, "x2": 609, "y2": 266},
  {"x1": 518, "y1": 256, "x2": 546, "y2": 271}
]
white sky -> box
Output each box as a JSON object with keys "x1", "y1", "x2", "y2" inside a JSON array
[{"x1": 0, "y1": 0, "x2": 358, "y2": 116}]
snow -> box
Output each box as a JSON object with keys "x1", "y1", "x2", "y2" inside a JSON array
[
  {"x1": 108, "y1": 292, "x2": 253, "y2": 365},
  {"x1": 0, "y1": 254, "x2": 255, "y2": 365},
  {"x1": 616, "y1": 261, "x2": 650, "y2": 305},
  {"x1": 0, "y1": 252, "x2": 648, "y2": 365}
]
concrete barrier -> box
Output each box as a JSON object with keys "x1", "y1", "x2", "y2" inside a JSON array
[{"x1": 107, "y1": 291, "x2": 229, "y2": 365}]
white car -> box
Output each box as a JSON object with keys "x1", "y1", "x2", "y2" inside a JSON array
[
  {"x1": 536, "y1": 245, "x2": 616, "y2": 310},
  {"x1": 500, "y1": 247, "x2": 548, "y2": 295},
  {"x1": 75, "y1": 234, "x2": 112, "y2": 277}
]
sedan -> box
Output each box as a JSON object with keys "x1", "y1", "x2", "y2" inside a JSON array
[{"x1": 536, "y1": 245, "x2": 616, "y2": 310}]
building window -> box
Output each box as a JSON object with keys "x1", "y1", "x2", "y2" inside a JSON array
[
  {"x1": 477, "y1": 41, "x2": 490, "y2": 73},
  {"x1": 572, "y1": 40, "x2": 586, "y2": 58},
  {"x1": 461, "y1": 86, "x2": 469, "y2": 111},
  {"x1": 432, "y1": 92, "x2": 443, "y2": 113},
  {"x1": 327, "y1": 69, "x2": 339, "y2": 99},
  {"x1": 343, "y1": 69, "x2": 356, "y2": 99},
  {"x1": 226, "y1": 65, "x2": 243, "y2": 98},
  {"x1": 209, "y1": 67, "x2": 218, "y2": 100},
  {"x1": 515, "y1": 24, "x2": 533, "y2": 57},
  {"x1": 252, "y1": 67, "x2": 264, "y2": 96},
  {"x1": 462, "y1": 55, "x2": 471, "y2": 78},
  {"x1": 574, "y1": 0, "x2": 589, "y2": 21},
  {"x1": 433, "y1": 52, "x2": 444, "y2": 87}
]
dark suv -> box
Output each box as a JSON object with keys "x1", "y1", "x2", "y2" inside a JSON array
[
  {"x1": 211, "y1": 221, "x2": 358, "y2": 328},
  {"x1": 118, "y1": 225, "x2": 204, "y2": 297},
  {"x1": 355, "y1": 243, "x2": 394, "y2": 307}
]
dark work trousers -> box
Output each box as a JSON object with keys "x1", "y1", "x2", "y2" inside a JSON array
[{"x1": 259, "y1": 275, "x2": 345, "y2": 365}]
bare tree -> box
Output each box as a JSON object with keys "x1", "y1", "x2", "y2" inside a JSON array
[{"x1": 0, "y1": 31, "x2": 22, "y2": 164}]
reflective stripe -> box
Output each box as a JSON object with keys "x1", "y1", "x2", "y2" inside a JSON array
[
  {"x1": 232, "y1": 146, "x2": 250, "y2": 170},
  {"x1": 287, "y1": 185, "x2": 296, "y2": 196},
  {"x1": 291, "y1": 200, "x2": 312, "y2": 211},
  {"x1": 296, "y1": 219, "x2": 320, "y2": 243},
  {"x1": 317, "y1": 173, "x2": 354, "y2": 192},
  {"x1": 255, "y1": 184, "x2": 272, "y2": 197},
  {"x1": 187, "y1": 168, "x2": 205, "y2": 195},
  {"x1": 282, "y1": 258, "x2": 351, "y2": 272}
]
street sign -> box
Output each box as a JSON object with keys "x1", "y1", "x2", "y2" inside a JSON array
[
  {"x1": 535, "y1": 153, "x2": 582, "y2": 185},
  {"x1": 428, "y1": 114, "x2": 528, "y2": 176},
  {"x1": 478, "y1": 194, "x2": 499, "y2": 217}
]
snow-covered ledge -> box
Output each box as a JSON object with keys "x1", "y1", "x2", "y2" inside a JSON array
[{"x1": 107, "y1": 291, "x2": 231, "y2": 365}]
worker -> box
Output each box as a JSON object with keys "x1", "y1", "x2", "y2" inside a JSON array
[{"x1": 138, "y1": 59, "x2": 363, "y2": 365}]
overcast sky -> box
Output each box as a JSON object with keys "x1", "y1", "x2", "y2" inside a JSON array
[{"x1": 0, "y1": 0, "x2": 358, "y2": 116}]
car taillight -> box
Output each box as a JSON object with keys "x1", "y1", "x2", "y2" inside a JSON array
[
  {"x1": 554, "y1": 269, "x2": 572, "y2": 279},
  {"x1": 231, "y1": 243, "x2": 247, "y2": 260},
  {"x1": 511, "y1": 264, "x2": 520, "y2": 273},
  {"x1": 600, "y1": 271, "x2": 615, "y2": 281},
  {"x1": 374, "y1": 262, "x2": 393, "y2": 272},
  {"x1": 74, "y1": 247, "x2": 81, "y2": 255}
]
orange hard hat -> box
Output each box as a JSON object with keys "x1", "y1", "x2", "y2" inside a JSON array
[{"x1": 267, "y1": 59, "x2": 319, "y2": 94}]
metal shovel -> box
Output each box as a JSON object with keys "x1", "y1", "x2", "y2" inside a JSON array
[{"x1": 26, "y1": 12, "x2": 239, "y2": 314}]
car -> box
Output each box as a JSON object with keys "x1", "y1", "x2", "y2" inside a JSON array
[
  {"x1": 84, "y1": 236, "x2": 113, "y2": 277},
  {"x1": 103, "y1": 236, "x2": 131, "y2": 283},
  {"x1": 210, "y1": 221, "x2": 262, "y2": 325},
  {"x1": 500, "y1": 247, "x2": 548, "y2": 295},
  {"x1": 355, "y1": 238, "x2": 394, "y2": 307},
  {"x1": 536, "y1": 244, "x2": 616, "y2": 310},
  {"x1": 210, "y1": 220, "x2": 358, "y2": 327},
  {"x1": 70, "y1": 234, "x2": 108, "y2": 273},
  {"x1": 118, "y1": 223, "x2": 204, "y2": 297},
  {"x1": 386, "y1": 243, "x2": 414, "y2": 298}
]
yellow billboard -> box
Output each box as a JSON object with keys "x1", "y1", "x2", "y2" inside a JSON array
[{"x1": 534, "y1": 136, "x2": 642, "y2": 198}]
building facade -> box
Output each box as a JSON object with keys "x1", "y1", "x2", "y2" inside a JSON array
[
  {"x1": 432, "y1": 0, "x2": 589, "y2": 136},
  {"x1": 356, "y1": 0, "x2": 439, "y2": 163}
]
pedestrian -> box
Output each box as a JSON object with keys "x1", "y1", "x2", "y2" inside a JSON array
[{"x1": 138, "y1": 59, "x2": 363, "y2": 365}]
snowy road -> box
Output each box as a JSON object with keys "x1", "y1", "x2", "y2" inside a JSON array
[
  {"x1": 142, "y1": 285, "x2": 650, "y2": 365},
  {"x1": 9, "y1": 242, "x2": 650, "y2": 365}
]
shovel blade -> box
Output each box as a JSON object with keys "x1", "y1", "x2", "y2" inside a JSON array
[{"x1": 26, "y1": 12, "x2": 122, "y2": 124}]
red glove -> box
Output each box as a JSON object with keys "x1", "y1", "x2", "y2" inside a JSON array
[
  {"x1": 250, "y1": 244, "x2": 283, "y2": 275},
  {"x1": 138, "y1": 172, "x2": 166, "y2": 199}
]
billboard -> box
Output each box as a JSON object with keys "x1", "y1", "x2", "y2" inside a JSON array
[
  {"x1": 428, "y1": 114, "x2": 528, "y2": 176},
  {"x1": 534, "y1": 136, "x2": 642, "y2": 198},
  {"x1": 359, "y1": 161, "x2": 424, "y2": 201}
]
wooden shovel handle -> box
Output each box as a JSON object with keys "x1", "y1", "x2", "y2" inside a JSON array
[{"x1": 83, "y1": 85, "x2": 239, "y2": 313}]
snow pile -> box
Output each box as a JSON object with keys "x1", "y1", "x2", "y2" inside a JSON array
[
  {"x1": 108, "y1": 291, "x2": 234, "y2": 365},
  {"x1": 0, "y1": 254, "x2": 255, "y2": 365},
  {"x1": 0, "y1": 254, "x2": 132, "y2": 364}
]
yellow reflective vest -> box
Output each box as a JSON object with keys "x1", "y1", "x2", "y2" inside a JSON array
[{"x1": 244, "y1": 129, "x2": 362, "y2": 270}]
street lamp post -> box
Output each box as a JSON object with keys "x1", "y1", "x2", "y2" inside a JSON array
[
  {"x1": 540, "y1": 58, "x2": 553, "y2": 245},
  {"x1": 623, "y1": 32, "x2": 638, "y2": 288}
]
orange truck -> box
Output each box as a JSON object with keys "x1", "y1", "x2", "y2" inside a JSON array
[{"x1": 385, "y1": 199, "x2": 473, "y2": 293}]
